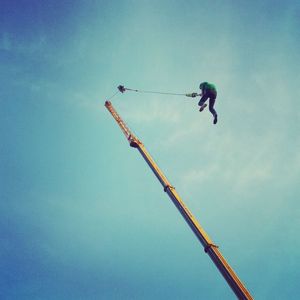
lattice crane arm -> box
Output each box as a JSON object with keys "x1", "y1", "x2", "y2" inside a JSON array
[{"x1": 104, "y1": 100, "x2": 253, "y2": 300}]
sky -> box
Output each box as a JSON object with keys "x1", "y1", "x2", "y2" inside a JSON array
[{"x1": 1, "y1": 0, "x2": 300, "y2": 299}]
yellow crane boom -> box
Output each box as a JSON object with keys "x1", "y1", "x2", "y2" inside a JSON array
[{"x1": 105, "y1": 100, "x2": 253, "y2": 300}]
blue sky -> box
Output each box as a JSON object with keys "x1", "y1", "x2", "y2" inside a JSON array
[{"x1": 1, "y1": 1, "x2": 300, "y2": 299}]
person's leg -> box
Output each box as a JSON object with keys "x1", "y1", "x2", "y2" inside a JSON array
[
  {"x1": 198, "y1": 95, "x2": 208, "y2": 111},
  {"x1": 208, "y1": 93, "x2": 218, "y2": 124},
  {"x1": 208, "y1": 98, "x2": 217, "y2": 116}
]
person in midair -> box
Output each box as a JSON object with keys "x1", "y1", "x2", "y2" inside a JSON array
[{"x1": 198, "y1": 82, "x2": 218, "y2": 124}]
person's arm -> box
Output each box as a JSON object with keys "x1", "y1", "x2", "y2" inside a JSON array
[{"x1": 200, "y1": 87, "x2": 207, "y2": 96}]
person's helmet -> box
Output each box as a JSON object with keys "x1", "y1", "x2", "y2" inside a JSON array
[{"x1": 199, "y1": 82, "x2": 207, "y2": 89}]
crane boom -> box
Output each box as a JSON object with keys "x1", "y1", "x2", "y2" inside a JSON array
[{"x1": 105, "y1": 100, "x2": 253, "y2": 300}]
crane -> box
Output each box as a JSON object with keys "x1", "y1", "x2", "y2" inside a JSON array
[{"x1": 105, "y1": 100, "x2": 253, "y2": 300}]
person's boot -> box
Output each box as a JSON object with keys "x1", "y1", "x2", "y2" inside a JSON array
[
  {"x1": 213, "y1": 114, "x2": 218, "y2": 124},
  {"x1": 199, "y1": 103, "x2": 207, "y2": 112}
]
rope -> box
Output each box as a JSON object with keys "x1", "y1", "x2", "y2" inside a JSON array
[
  {"x1": 118, "y1": 85, "x2": 199, "y2": 98},
  {"x1": 106, "y1": 90, "x2": 119, "y2": 101},
  {"x1": 104, "y1": 85, "x2": 199, "y2": 102},
  {"x1": 125, "y1": 87, "x2": 187, "y2": 96}
]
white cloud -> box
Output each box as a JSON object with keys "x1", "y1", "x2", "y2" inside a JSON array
[
  {"x1": 181, "y1": 164, "x2": 218, "y2": 186},
  {"x1": 161, "y1": 119, "x2": 207, "y2": 147},
  {"x1": 175, "y1": 126, "x2": 296, "y2": 193},
  {"x1": 120, "y1": 98, "x2": 182, "y2": 123}
]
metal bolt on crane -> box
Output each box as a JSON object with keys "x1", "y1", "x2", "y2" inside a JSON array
[{"x1": 105, "y1": 100, "x2": 253, "y2": 300}]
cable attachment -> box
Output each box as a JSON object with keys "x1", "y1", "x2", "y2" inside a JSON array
[
  {"x1": 186, "y1": 93, "x2": 199, "y2": 98},
  {"x1": 118, "y1": 85, "x2": 126, "y2": 93}
]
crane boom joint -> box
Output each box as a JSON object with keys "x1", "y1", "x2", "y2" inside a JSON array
[
  {"x1": 164, "y1": 185, "x2": 175, "y2": 192},
  {"x1": 204, "y1": 243, "x2": 219, "y2": 253}
]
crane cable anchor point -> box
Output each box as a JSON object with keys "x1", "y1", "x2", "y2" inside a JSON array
[{"x1": 118, "y1": 85, "x2": 126, "y2": 93}]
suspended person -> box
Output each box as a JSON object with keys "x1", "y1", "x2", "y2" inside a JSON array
[{"x1": 198, "y1": 82, "x2": 218, "y2": 124}]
